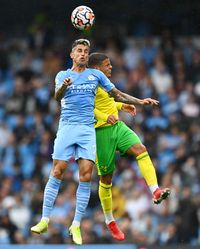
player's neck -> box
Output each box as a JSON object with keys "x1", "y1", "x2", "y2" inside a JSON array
[{"x1": 71, "y1": 64, "x2": 86, "y2": 73}]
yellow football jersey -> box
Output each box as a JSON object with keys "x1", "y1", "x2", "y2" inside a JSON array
[{"x1": 94, "y1": 87, "x2": 122, "y2": 128}]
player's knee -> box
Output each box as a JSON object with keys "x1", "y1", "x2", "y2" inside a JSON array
[
  {"x1": 100, "y1": 175, "x2": 112, "y2": 185},
  {"x1": 52, "y1": 169, "x2": 62, "y2": 178},
  {"x1": 138, "y1": 144, "x2": 147, "y2": 154},
  {"x1": 79, "y1": 172, "x2": 92, "y2": 182},
  {"x1": 51, "y1": 163, "x2": 66, "y2": 179},
  {"x1": 129, "y1": 143, "x2": 147, "y2": 157}
]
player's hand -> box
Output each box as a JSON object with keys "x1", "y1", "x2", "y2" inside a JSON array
[
  {"x1": 122, "y1": 104, "x2": 137, "y2": 116},
  {"x1": 63, "y1": 77, "x2": 72, "y2": 87},
  {"x1": 141, "y1": 98, "x2": 159, "y2": 106},
  {"x1": 107, "y1": 115, "x2": 118, "y2": 125}
]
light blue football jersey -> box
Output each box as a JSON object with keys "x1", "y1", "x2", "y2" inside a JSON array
[{"x1": 55, "y1": 68, "x2": 114, "y2": 124}]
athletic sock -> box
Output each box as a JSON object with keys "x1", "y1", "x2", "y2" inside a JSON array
[
  {"x1": 136, "y1": 151, "x2": 158, "y2": 194},
  {"x1": 72, "y1": 181, "x2": 91, "y2": 225},
  {"x1": 99, "y1": 181, "x2": 114, "y2": 224},
  {"x1": 42, "y1": 176, "x2": 61, "y2": 220}
]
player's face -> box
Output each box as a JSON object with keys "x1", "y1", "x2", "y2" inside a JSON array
[
  {"x1": 98, "y1": 58, "x2": 112, "y2": 78},
  {"x1": 71, "y1": 44, "x2": 89, "y2": 67}
]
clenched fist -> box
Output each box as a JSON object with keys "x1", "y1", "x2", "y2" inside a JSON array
[{"x1": 63, "y1": 77, "x2": 72, "y2": 87}]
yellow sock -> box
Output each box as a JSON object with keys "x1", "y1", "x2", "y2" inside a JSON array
[
  {"x1": 136, "y1": 151, "x2": 158, "y2": 187},
  {"x1": 98, "y1": 181, "x2": 114, "y2": 223}
]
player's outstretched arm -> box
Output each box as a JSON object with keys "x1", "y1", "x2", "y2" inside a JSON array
[
  {"x1": 55, "y1": 78, "x2": 72, "y2": 101},
  {"x1": 109, "y1": 87, "x2": 159, "y2": 106}
]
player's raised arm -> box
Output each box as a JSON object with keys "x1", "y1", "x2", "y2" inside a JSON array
[
  {"x1": 55, "y1": 78, "x2": 72, "y2": 101},
  {"x1": 108, "y1": 87, "x2": 159, "y2": 106}
]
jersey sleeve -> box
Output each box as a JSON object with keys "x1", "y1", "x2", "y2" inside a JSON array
[
  {"x1": 97, "y1": 70, "x2": 115, "y2": 92},
  {"x1": 116, "y1": 102, "x2": 123, "y2": 110},
  {"x1": 55, "y1": 71, "x2": 65, "y2": 91}
]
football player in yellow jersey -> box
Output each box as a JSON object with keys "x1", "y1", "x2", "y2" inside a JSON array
[{"x1": 88, "y1": 53, "x2": 170, "y2": 241}]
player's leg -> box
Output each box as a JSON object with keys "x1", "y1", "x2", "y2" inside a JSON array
[
  {"x1": 127, "y1": 144, "x2": 170, "y2": 204},
  {"x1": 31, "y1": 159, "x2": 68, "y2": 233},
  {"x1": 31, "y1": 122, "x2": 73, "y2": 234},
  {"x1": 99, "y1": 173, "x2": 125, "y2": 241},
  {"x1": 117, "y1": 121, "x2": 170, "y2": 204},
  {"x1": 96, "y1": 124, "x2": 125, "y2": 240},
  {"x1": 99, "y1": 173, "x2": 113, "y2": 223},
  {"x1": 96, "y1": 126, "x2": 116, "y2": 224},
  {"x1": 69, "y1": 125, "x2": 95, "y2": 245},
  {"x1": 69, "y1": 159, "x2": 94, "y2": 245}
]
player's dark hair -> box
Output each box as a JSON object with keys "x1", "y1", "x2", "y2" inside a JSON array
[
  {"x1": 88, "y1": 53, "x2": 109, "y2": 68},
  {"x1": 72, "y1": 39, "x2": 90, "y2": 49}
]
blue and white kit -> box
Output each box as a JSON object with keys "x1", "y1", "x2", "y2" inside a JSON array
[{"x1": 52, "y1": 68, "x2": 114, "y2": 162}]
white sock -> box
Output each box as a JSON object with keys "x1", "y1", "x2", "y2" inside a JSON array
[
  {"x1": 149, "y1": 184, "x2": 159, "y2": 194},
  {"x1": 42, "y1": 217, "x2": 49, "y2": 223},
  {"x1": 72, "y1": 220, "x2": 80, "y2": 227},
  {"x1": 105, "y1": 213, "x2": 115, "y2": 225}
]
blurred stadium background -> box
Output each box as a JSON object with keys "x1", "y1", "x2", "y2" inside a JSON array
[{"x1": 0, "y1": 0, "x2": 200, "y2": 248}]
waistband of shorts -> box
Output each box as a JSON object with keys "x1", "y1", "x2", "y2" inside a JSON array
[{"x1": 96, "y1": 121, "x2": 122, "y2": 130}]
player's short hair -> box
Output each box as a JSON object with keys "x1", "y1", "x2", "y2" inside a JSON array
[
  {"x1": 72, "y1": 39, "x2": 90, "y2": 49},
  {"x1": 88, "y1": 53, "x2": 109, "y2": 68}
]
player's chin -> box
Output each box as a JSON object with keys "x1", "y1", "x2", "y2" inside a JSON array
[
  {"x1": 107, "y1": 72, "x2": 111, "y2": 78},
  {"x1": 78, "y1": 62, "x2": 87, "y2": 67}
]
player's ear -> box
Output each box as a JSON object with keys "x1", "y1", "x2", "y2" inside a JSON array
[{"x1": 70, "y1": 51, "x2": 73, "y2": 59}]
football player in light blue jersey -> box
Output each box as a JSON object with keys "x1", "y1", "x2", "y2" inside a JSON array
[
  {"x1": 31, "y1": 38, "x2": 159, "y2": 245},
  {"x1": 54, "y1": 62, "x2": 114, "y2": 125}
]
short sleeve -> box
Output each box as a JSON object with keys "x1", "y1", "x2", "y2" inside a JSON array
[
  {"x1": 97, "y1": 70, "x2": 114, "y2": 92},
  {"x1": 55, "y1": 71, "x2": 64, "y2": 91},
  {"x1": 116, "y1": 102, "x2": 123, "y2": 110}
]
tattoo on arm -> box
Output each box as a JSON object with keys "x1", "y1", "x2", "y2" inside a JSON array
[{"x1": 109, "y1": 88, "x2": 143, "y2": 105}]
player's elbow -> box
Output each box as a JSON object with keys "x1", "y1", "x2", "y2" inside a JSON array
[
  {"x1": 109, "y1": 88, "x2": 123, "y2": 102},
  {"x1": 111, "y1": 93, "x2": 122, "y2": 102}
]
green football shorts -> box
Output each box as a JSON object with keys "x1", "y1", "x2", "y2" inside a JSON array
[{"x1": 96, "y1": 121, "x2": 141, "y2": 176}]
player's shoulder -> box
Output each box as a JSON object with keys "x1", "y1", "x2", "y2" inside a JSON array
[
  {"x1": 86, "y1": 68, "x2": 104, "y2": 76},
  {"x1": 87, "y1": 68, "x2": 104, "y2": 78},
  {"x1": 56, "y1": 69, "x2": 70, "y2": 78}
]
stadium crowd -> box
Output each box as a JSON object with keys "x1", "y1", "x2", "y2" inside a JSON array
[{"x1": 0, "y1": 26, "x2": 200, "y2": 247}]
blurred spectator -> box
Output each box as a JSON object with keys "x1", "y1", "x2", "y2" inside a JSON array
[
  {"x1": 28, "y1": 5, "x2": 54, "y2": 51},
  {"x1": 175, "y1": 186, "x2": 199, "y2": 244},
  {"x1": 125, "y1": 187, "x2": 150, "y2": 222},
  {"x1": 141, "y1": 37, "x2": 157, "y2": 67},
  {"x1": 123, "y1": 40, "x2": 142, "y2": 71},
  {"x1": 188, "y1": 49, "x2": 200, "y2": 83},
  {"x1": 0, "y1": 211, "x2": 19, "y2": 243},
  {"x1": 150, "y1": 58, "x2": 173, "y2": 94}
]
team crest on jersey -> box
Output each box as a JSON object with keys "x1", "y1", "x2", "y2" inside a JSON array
[
  {"x1": 101, "y1": 165, "x2": 107, "y2": 172},
  {"x1": 88, "y1": 75, "x2": 95, "y2": 80}
]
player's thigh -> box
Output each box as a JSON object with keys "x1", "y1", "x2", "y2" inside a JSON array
[
  {"x1": 96, "y1": 125, "x2": 117, "y2": 176},
  {"x1": 117, "y1": 121, "x2": 142, "y2": 156},
  {"x1": 75, "y1": 125, "x2": 96, "y2": 162},
  {"x1": 52, "y1": 122, "x2": 76, "y2": 161}
]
